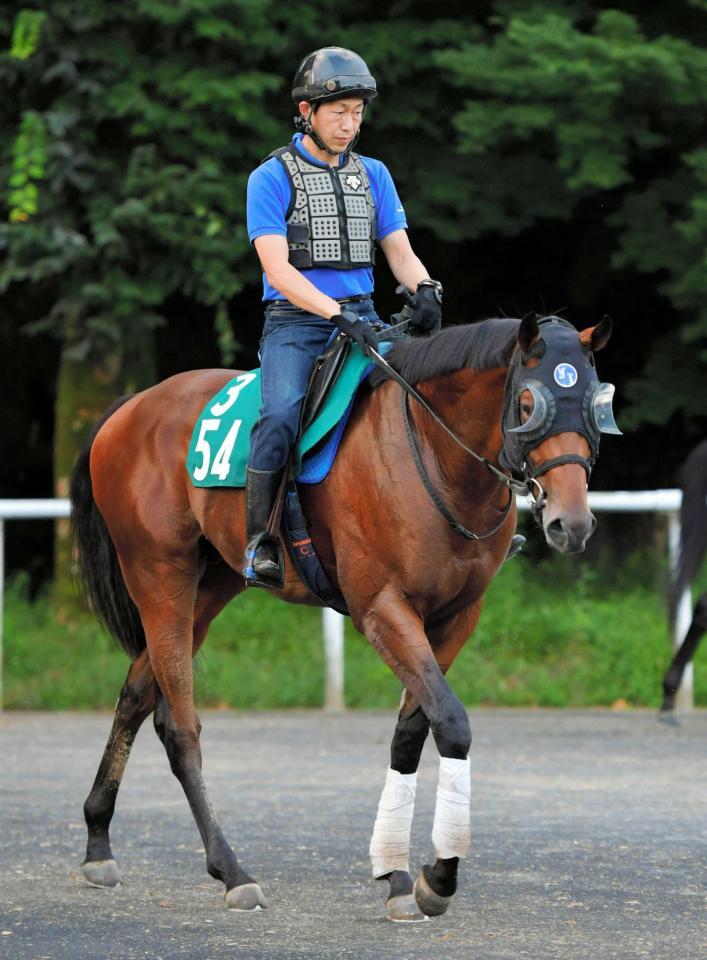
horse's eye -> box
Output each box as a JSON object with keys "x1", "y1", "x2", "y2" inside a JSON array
[{"x1": 520, "y1": 401, "x2": 533, "y2": 417}]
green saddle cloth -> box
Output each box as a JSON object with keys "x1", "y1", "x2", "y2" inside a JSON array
[{"x1": 186, "y1": 344, "x2": 374, "y2": 488}]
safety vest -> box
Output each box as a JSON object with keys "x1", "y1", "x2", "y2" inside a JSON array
[{"x1": 267, "y1": 145, "x2": 377, "y2": 270}]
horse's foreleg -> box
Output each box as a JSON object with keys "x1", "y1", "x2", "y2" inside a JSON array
[
  {"x1": 81, "y1": 650, "x2": 157, "y2": 887},
  {"x1": 412, "y1": 603, "x2": 483, "y2": 917},
  {"x1": 661, "y1": 592, "x2": 707, "y2": 713},
  {"x1": 369, "y1": 692, "x2": 429, "y2": 921},
  {"x1": 134, "y1": 558, "x2": 265, "y2": 910},
  {"x1": 81, "y1": 558, "x2": 243, "y2": 890},
  {"x1": 362, "y1": 596, "x2": 480, "y2": 919}
]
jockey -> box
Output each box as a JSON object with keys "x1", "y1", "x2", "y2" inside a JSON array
[{"x1": 244, "y1": 45, "x2": 443, "y2": 586}]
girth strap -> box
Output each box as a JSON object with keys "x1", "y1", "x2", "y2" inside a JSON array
[{"x1": 401, "y1": 388, "x2": 514, "y2": 541}]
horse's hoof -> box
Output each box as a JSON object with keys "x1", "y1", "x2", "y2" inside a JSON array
[
  {"x1": 225, "y1": 882, "x2": 268, "y2": 911},
  {"x1": 658, "y1": 710, "x2": 681, "y2": 727},
  {"x1": 81, "y1": 858, "x2": 123, "y2": 888},
  {"x1": 386, "y1": 893, "x2": 429, "y2": 922},
  {"x1": 413, "y1": 870, "x2": 452, "y2": 917}
]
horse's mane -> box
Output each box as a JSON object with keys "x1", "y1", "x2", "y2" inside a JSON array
[
  {"x1": 368, "y1": 318, "x2": 521, "y2": 390},
  {"x1": 670, "y1": 438, "x2": 707, "y2": 621}
]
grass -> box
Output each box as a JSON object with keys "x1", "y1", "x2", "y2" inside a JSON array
[{"x1": 3, "y1": 550, "x2": 705, "y2": 711}]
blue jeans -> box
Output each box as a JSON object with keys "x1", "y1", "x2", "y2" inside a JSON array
[{"x1": 248, "y1": 297, "x2": 381, "y2": 473}]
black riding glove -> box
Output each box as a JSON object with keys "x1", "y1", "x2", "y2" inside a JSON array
[
  {"x1": 408, "y1": 280, "x2": 443, "y2": 334},
  {"x1": 331, "y1": 309, "x2": 379, "y2": 357}
]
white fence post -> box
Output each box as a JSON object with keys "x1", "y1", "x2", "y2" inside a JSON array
[
  {"x1": 322, "y1": 607, "x2": 345, "y2": 712},
  {"x1": 0, "y1": 518, "x2": 4, "y2": 711}
]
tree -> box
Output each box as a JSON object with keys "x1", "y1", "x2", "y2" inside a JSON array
[{"x1": 431, "y1": 3, "x2": 707, "y2": 432}]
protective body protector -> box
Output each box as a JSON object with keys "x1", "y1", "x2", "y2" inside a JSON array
[{"x1": 267, "y1": 145, "x2": 377, "y2": 270}]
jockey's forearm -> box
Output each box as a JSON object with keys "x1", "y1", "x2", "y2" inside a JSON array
[
  {"x1": 265, "y1": 264, "x2": 343, "y2": 319},
  {"x1": 386, "y1": 250, "x2": 430, "y2": 293}
]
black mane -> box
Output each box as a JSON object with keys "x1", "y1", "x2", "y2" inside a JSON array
[{"x1": 368, "y1": 318, "x2": 521, "y2": 389}]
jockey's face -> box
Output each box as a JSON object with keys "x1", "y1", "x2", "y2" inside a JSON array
[{"x1": 299, "y1": 98, "x2": 364, "y2": 155}]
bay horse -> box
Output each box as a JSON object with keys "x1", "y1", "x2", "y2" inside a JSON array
[
  {"x1": 70, "y1": 313, "x2": 616, "y2": 921},
  {"x1": 661, "y1": 439, "x2": 707, "y2": 713}
]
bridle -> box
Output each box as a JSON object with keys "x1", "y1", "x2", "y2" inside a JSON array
[
  {"x1": 366, "y1": 344, "x2": 530, "y2": 542},
  {"x1": 367, "y1": 316, "x2": 620, "y2": 541}
]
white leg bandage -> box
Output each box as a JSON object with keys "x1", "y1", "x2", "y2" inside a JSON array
[
  {"x1": 431, "y1": 756, "x2": 471, "y2": 860},
  {"x1": 369, "y1": 767, "x2": 417, "y2": 878}
]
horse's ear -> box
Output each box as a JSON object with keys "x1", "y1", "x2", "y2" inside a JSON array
[
  {"x1": 580, "y1": 314, "x2": 613, "y2": 352},
  {"x1": 517, "y1": 314, "x2": 539, "y2": 354}
]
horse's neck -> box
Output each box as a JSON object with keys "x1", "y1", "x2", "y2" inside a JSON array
[{"x1": 414, "y1": 367, "x2": 507, "y2": 495}]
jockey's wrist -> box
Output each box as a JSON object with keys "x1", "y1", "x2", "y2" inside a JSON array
[{"x1": 416, "y1": 278, "x2": 443, "y2": 301}]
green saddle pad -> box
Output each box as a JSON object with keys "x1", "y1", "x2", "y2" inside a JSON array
[{"x1": 186, "y1": 344, "x2": 375, "y2": 488}]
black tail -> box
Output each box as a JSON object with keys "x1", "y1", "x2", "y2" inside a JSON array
[
  {"x1": 69, "y1": 396, "x2": 146, "y2": 660},
  {"x1": 669, "y1": 439, "x2": 707, "y2": 624}
]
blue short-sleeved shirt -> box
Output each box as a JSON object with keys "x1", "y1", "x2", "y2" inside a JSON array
[{"x1": 247, "y1": 133, "x2": 407, "y2": 301}]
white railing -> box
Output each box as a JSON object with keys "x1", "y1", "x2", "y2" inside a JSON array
[{"x1": 0, "y1": 491, "x2": 693, "y2": 712}]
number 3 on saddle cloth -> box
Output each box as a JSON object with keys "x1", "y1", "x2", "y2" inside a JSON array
[{"x1": 186, "y1": 335, "x2": 393, "y2": 614}]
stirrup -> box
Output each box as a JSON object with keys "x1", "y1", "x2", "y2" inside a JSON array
[
  {"x1": 244, "y1": 533, "x2": 285, "y2": 589},
  {"x1": 505, "y1": 534, "x2": 526, "y2": 562}
]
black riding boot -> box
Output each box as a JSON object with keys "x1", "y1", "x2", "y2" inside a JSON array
[{"x1": 244, "y1": 468, "x2": 284, "y2": 588}]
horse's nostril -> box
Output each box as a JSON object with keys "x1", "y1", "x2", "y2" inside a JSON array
[
  {"x1": 547, "y1": 518, "x2": 566, "y2": 542},
  {"x1": 590, "y1": 513, "x2": 597, "y2": 534}
]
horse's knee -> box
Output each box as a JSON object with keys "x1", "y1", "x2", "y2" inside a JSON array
[{"x1": 430, "y1": 697, "x2": 471, "y2": 759}]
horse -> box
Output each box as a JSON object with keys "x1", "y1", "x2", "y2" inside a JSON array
[
  {"x1": 69, "y1": 313, "x2": 617, "y2": 921},
  {"x1": 661, "y1": 439, "x2": 707, "y2": 713}
]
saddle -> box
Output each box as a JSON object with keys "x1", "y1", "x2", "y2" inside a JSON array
[{"x1": 300, "y1": 332, "x2": 352, "y2": 434}]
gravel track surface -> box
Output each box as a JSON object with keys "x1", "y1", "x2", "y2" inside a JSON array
[{"x1": 1, "y1": 709, "x2": 705, "y2": 960}]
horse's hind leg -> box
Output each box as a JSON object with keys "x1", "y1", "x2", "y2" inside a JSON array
[
  {"x1": 367, "y1": 602, "x2": 481, "y2": 921},
  {"x1": 81, "y1": 650, "x2": 157, "y2": 887},
  {"x1": 82, "y1": 556, "x2": 250, "y2": 901},
  {"x1": 127, "y1": 555, "x2": 265, "y2": 909},
  {"x1": 661, "y1": 592, "x2": 707, "y2": 713}
]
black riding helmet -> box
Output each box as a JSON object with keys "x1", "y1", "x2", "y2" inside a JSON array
[{"x1": 292, "y1": 46, "x2": 377, "y2": 155}]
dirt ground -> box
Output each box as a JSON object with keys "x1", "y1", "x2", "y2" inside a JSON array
[{"x1": 0, "y1": 708, "x2": 705, "y2": 960}]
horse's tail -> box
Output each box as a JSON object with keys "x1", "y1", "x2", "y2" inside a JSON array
[
  {"x1": 670, "y1": 439, "x2": 707, "y2": 624},
  {"x1": 69, "y1": 396, "x2": 146, "y2": 660}
]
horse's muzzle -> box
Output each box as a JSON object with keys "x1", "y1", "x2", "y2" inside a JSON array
[{"x1": 545, "y1": 511, "x2": 597, "y2": 555}]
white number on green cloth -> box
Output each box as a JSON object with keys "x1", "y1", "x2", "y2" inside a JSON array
[
  {"x1": 210, "y1": 372, "x2": 256, "y2": 416},
  {"x1": 192, "y1": 372, "x2": 256, "y2": 481}
]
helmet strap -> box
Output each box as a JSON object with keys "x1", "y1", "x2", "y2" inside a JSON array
[{"x1": 293, "y1": 101, "x2": 367, "y2": 158}]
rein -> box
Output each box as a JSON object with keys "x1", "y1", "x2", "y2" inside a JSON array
[
  {"x1": 367, "y1": 345, "x2": 532, "y2": 540},
  {"x1": 401, "y1": 389, "x2": 514, "y2": 541}
]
